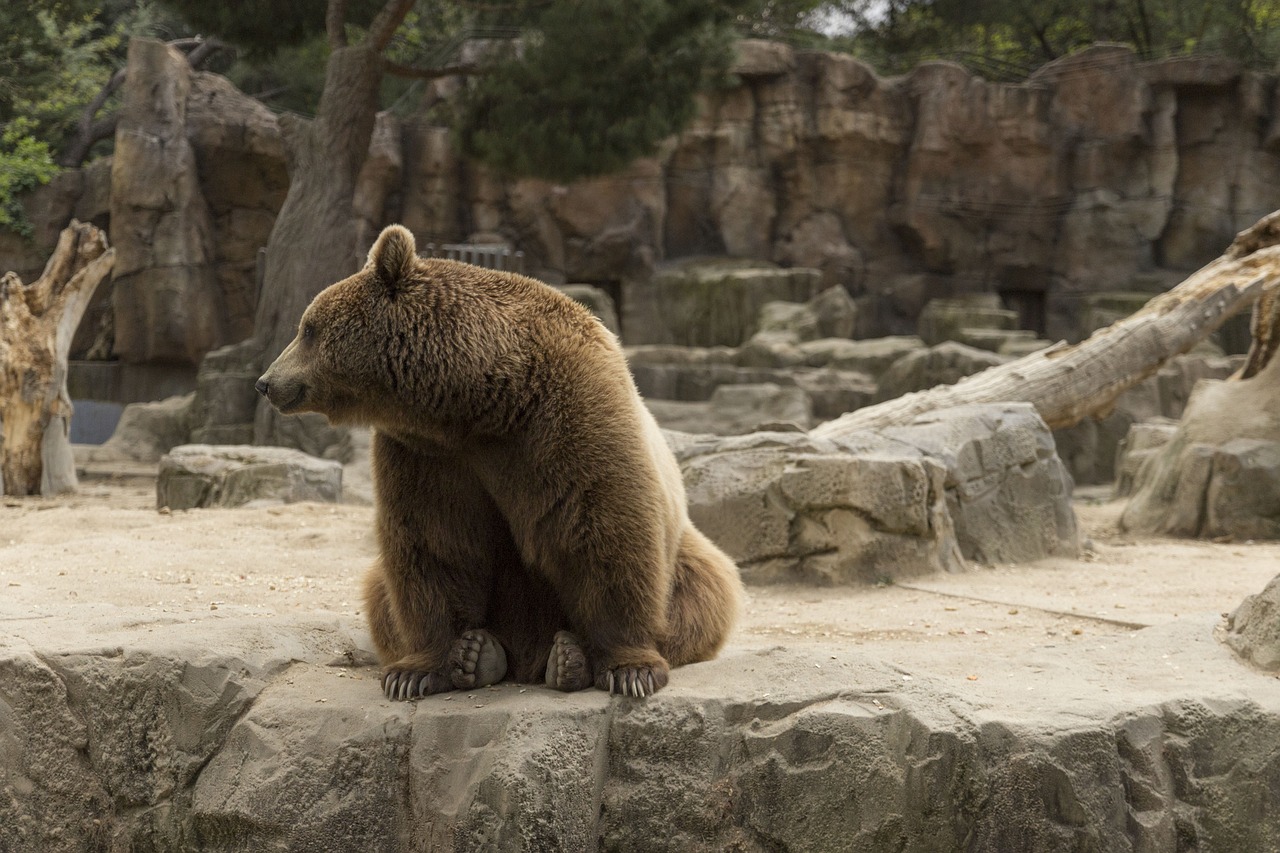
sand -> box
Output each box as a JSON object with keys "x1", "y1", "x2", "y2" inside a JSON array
[{"x1": 3, "y1": 462, "x2": 1276, "y2": 700}]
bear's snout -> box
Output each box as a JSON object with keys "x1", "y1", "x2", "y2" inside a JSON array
[{"x1": 255, "y1": 370, "x2": 307, "y2": 413}]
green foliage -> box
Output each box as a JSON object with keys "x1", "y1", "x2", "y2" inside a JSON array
[
  {"x1": 154, "y1": 0, "x2": 385, "y2": 58},
  {"x1": 0, "y1": 119, "x2": 59, "y2": 236},
  {"x1": 0, "y1": 2, "x2": 141, "y2": 235},
  {"x1": 455, "y1": 0, "x2": 755, "y2": 182},
  {"x1": 840, "y1": 0, "x2": 1280, "y2": 76}
]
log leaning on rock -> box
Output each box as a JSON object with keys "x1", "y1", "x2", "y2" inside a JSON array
[
  {"x1": 814, "y1": 210, "x2": 1280, "y2": 440},
  {"x1": 0, "y1": 222, "x2": 115, "y2": 495}
]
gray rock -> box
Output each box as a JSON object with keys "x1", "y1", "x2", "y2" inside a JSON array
[
  {"x1": 757, "y1": 286, "x2": 858, "y2": 344},
  {"x1": 100, "y1": 393, "x2": 195, "y2": 463},
  {"x1": 1226, "y1": 573, "x2": 1280, "y2": 670},
  {"x1": 1122, "y1": 360, "x2": 1280, "y2": 538},
  {"x1": 1113, "y1": 419, "x2": 1178, "y2": 498},
  {"x1": 796, "y1": 335, "x2": 926, "y2": 378},
  {"x1": 11, "y1": 609, "x2": 1276, "y2": 851},
  {"x1": 681, "y1": 402, "x2": 1076, "y2": 583},
  {"x1": 646, "y1": 383, "x2": 811, "y2": 436},
  {"x1": 640, "y1": 259, "x2": 824, "y2": 347},
  {"x1": 917, "y1": 297, "x2": 1017, "y2": 347},
  {"x1": 793, "y1": 368, "x2": 877, "y2": 420},
  {"x1": 874, "y1": 342, "x2": 1007, "y2": 403},
  {"x1": 157, "y1": 444, "x2": 342, "y2": 509},
  {"x1": 557, "y1": 284, "x2": 620, "y2": 336}
]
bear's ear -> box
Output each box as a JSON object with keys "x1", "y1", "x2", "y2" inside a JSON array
[{"x1": 367, "y1": 224, "x2": 417, "y2": 292}]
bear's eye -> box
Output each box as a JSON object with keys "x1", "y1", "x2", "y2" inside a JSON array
[{"x1": 302, "y1": 322, "x2": 316, "y2": 343}]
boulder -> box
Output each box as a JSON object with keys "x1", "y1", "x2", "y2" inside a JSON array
[
  {"x1": 1121, "y1": 351, "x2": 1280, "y2": 538},
  {"x1": 679, "y1": 402, "x2": 1077, "y2": 583},
  {"x1": 1113, "y1": 419, "x2": 1178, "y2": 498},
  {"x1": 874, "y1": 342, "x2": 1007, "y2": 403},
  {"x1": 1226, "y1": 574, "x2": 1280, "y2": 670},
  {"x1": 157, "y1": 445, "x2": 342, "y2": 510},
  {"x1": 101, "y1": 394, "x2": 195, "y2": 464}
]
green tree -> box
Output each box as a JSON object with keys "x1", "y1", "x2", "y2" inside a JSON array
[
  {"x1": 840, "y1": 0, "x2": 1280, "y2": 76},
  {"x1": 0, "y1": 3, "x2": 121, "y2": 233}
]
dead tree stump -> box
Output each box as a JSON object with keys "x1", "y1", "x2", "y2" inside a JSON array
[{"x1": 1, "y1": 221, "x2": 115, "y2": 495}]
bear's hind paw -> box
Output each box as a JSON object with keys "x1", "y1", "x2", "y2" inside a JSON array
[
  {"x1": 450, "y1": 629, "x2": 508, "y2": 689},
  {"x1": 383, "y1": 668, "x2": 451, "y2": 700},
  {"x1": 545, "y1": 631, "x2": 592, "y2": 692}
]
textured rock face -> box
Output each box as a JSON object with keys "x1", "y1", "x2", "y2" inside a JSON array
[
  {"x1": 5, "y1": 613, "x2": 1280, "y2": 852},
  {"x1": 387, "y1": 42, "x2": 1280, "y2": 343},
  {"x1": 1226, "y1": 574, "x2": 1280, "y2": 670},
  {"x1": 678, "y1": 402, "x2": 1076, "y2": 583},
  {"x1": 157, "y1": 444, "x2": 342, "y2": 509},
  {"x1": 1121, "y1": 353, "x2": 1280, "y2": 538},
  {"x1": 9, "y1": 40, "x2": 1275, "y2": 390}
]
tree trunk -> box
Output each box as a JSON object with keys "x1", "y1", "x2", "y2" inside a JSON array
[
  {"x1": 0, "y1": 222, "x2": 115, "y2": 495},
  {"x1": 249, "y1": 44, "x2": 384, "y2": 445},
  {"x1": 813, "y1": 211, "x2": 1280, "y2": 442}
]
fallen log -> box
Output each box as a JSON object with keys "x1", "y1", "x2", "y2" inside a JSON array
[
  {"x1": 1, "y1": 221, "x2": 115, "y2": 495},
  {"x1": 814, "y1": 210, "x2": 1280, "y2": 440}
]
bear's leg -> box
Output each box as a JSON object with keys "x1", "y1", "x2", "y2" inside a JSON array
[
  {"x1": 370, "y1": 433, "x2": 517, "y2": 700},
  {"x1": 544, "y1": 631, "x2": 593, "y2": 692},
  {"x1": 449, "y1": 628, "x2": 508, "y2": 689},
  {"x1": 658, "y1": 526, "x2": 744, "y2": 667}
]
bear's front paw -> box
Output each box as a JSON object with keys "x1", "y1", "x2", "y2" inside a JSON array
[
  {"x1": 545, "y1": 631, "x2": 592, "y2": 692},
  {"x1": 450, "y1": 629, "x2": 508, "y2": 689},
  {"x1": 382, "y1": 668, "x2": 451, "y2": 700},
  {"x1": 596, "y1": 660, "x2": 669, "y2": 698}
]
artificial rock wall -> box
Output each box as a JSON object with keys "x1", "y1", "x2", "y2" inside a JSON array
[{"x1": 4, "y1": 39, "x2": 1280, "y2": 380}]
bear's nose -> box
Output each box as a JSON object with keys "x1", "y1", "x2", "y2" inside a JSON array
[{"x1": 255, "y1": 378, "x2": 270, "y2": 397}]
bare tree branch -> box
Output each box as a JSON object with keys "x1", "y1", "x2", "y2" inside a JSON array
[{"x1": 367, "y1": 0, "x2": 417, "y2": 53}]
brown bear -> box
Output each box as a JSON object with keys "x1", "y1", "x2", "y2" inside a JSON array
[{"x1": 256, "y1": 224, "x2": 743, "y2": 698}]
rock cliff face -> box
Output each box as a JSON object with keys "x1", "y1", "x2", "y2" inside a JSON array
[{"x1": 6, "y1": 39, "x2": 1278, "y2": 379}]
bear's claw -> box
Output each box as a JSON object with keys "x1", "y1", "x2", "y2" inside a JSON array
[
  {"x1": 598, "y1": 663, "x2": 668, "y2": 697},
  {"x1": 382, "y1": 669, "x2": 451, "y2": 700},
  {"x1": 450, "y1": 629, "x2": 508, "y2": 689},
  {"x1": 545, "y1": 631, "x2": 592, "y2": 692}
]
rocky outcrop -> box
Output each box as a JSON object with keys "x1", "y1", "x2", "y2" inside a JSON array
[
  {"x1": 1226, "y1": 574, "x2": 1280, "y2": 670},
  {"x1": 1121, "y1": 351, "x2": 1280, "y2": 538},
  {"x1": 13, "y1": 39, "x2": 1275, "y2": 391},
  {"x1": 108, "y1": 39, "x2": 286, "y2": 371},
  {"x1": 677, "y1": 402, "x2": 1076, "y2": 583},
  {"x1": 157, "y1": 444, "x2": 343, "y2": 509},
  {"x1": 4, "y1": 609, "x2": 1280, "y2": 852}
]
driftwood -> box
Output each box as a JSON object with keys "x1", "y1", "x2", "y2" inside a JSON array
[
  {"x1": 814, "y1": 210, "x2": 1280, "y2": 441},
  {"x1": 0, "y1": 222, "x2": 115, "y2": 495}
]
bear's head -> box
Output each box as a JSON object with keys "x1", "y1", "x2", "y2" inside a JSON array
[{"x1": 255, "y1": 224, "x2": 427, "y2": 427}]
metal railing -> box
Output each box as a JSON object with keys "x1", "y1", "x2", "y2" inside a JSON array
[{"x1": 423, "y1": 242, "x2": 525, "y2": 274}]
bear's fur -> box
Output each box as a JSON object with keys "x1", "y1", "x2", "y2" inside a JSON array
[{"x1": 257, "y1": 224, "x2": 744, "y2": 697}]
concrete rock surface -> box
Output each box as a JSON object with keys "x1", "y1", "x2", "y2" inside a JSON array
[
  {"x1": 1122, "y1": 353, "x2": 1280, "y2": 538},
  {"x1": 1226, "y1": 573, "x2": 1280, "y2": 670},
  {"x1": 157, "y1": 444, "x2": 342, "y2": 509},
  {"x1": 678, "y1": 402, "x2": 1076, "y2": 583},
  {"x1": 3, "y1": 607, "x2": 1280, "y2": 853}
]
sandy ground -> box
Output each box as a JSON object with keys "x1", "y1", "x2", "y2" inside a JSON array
[{"x1": 2, "y1": 464, "x2": 1277, "y2": 704}]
